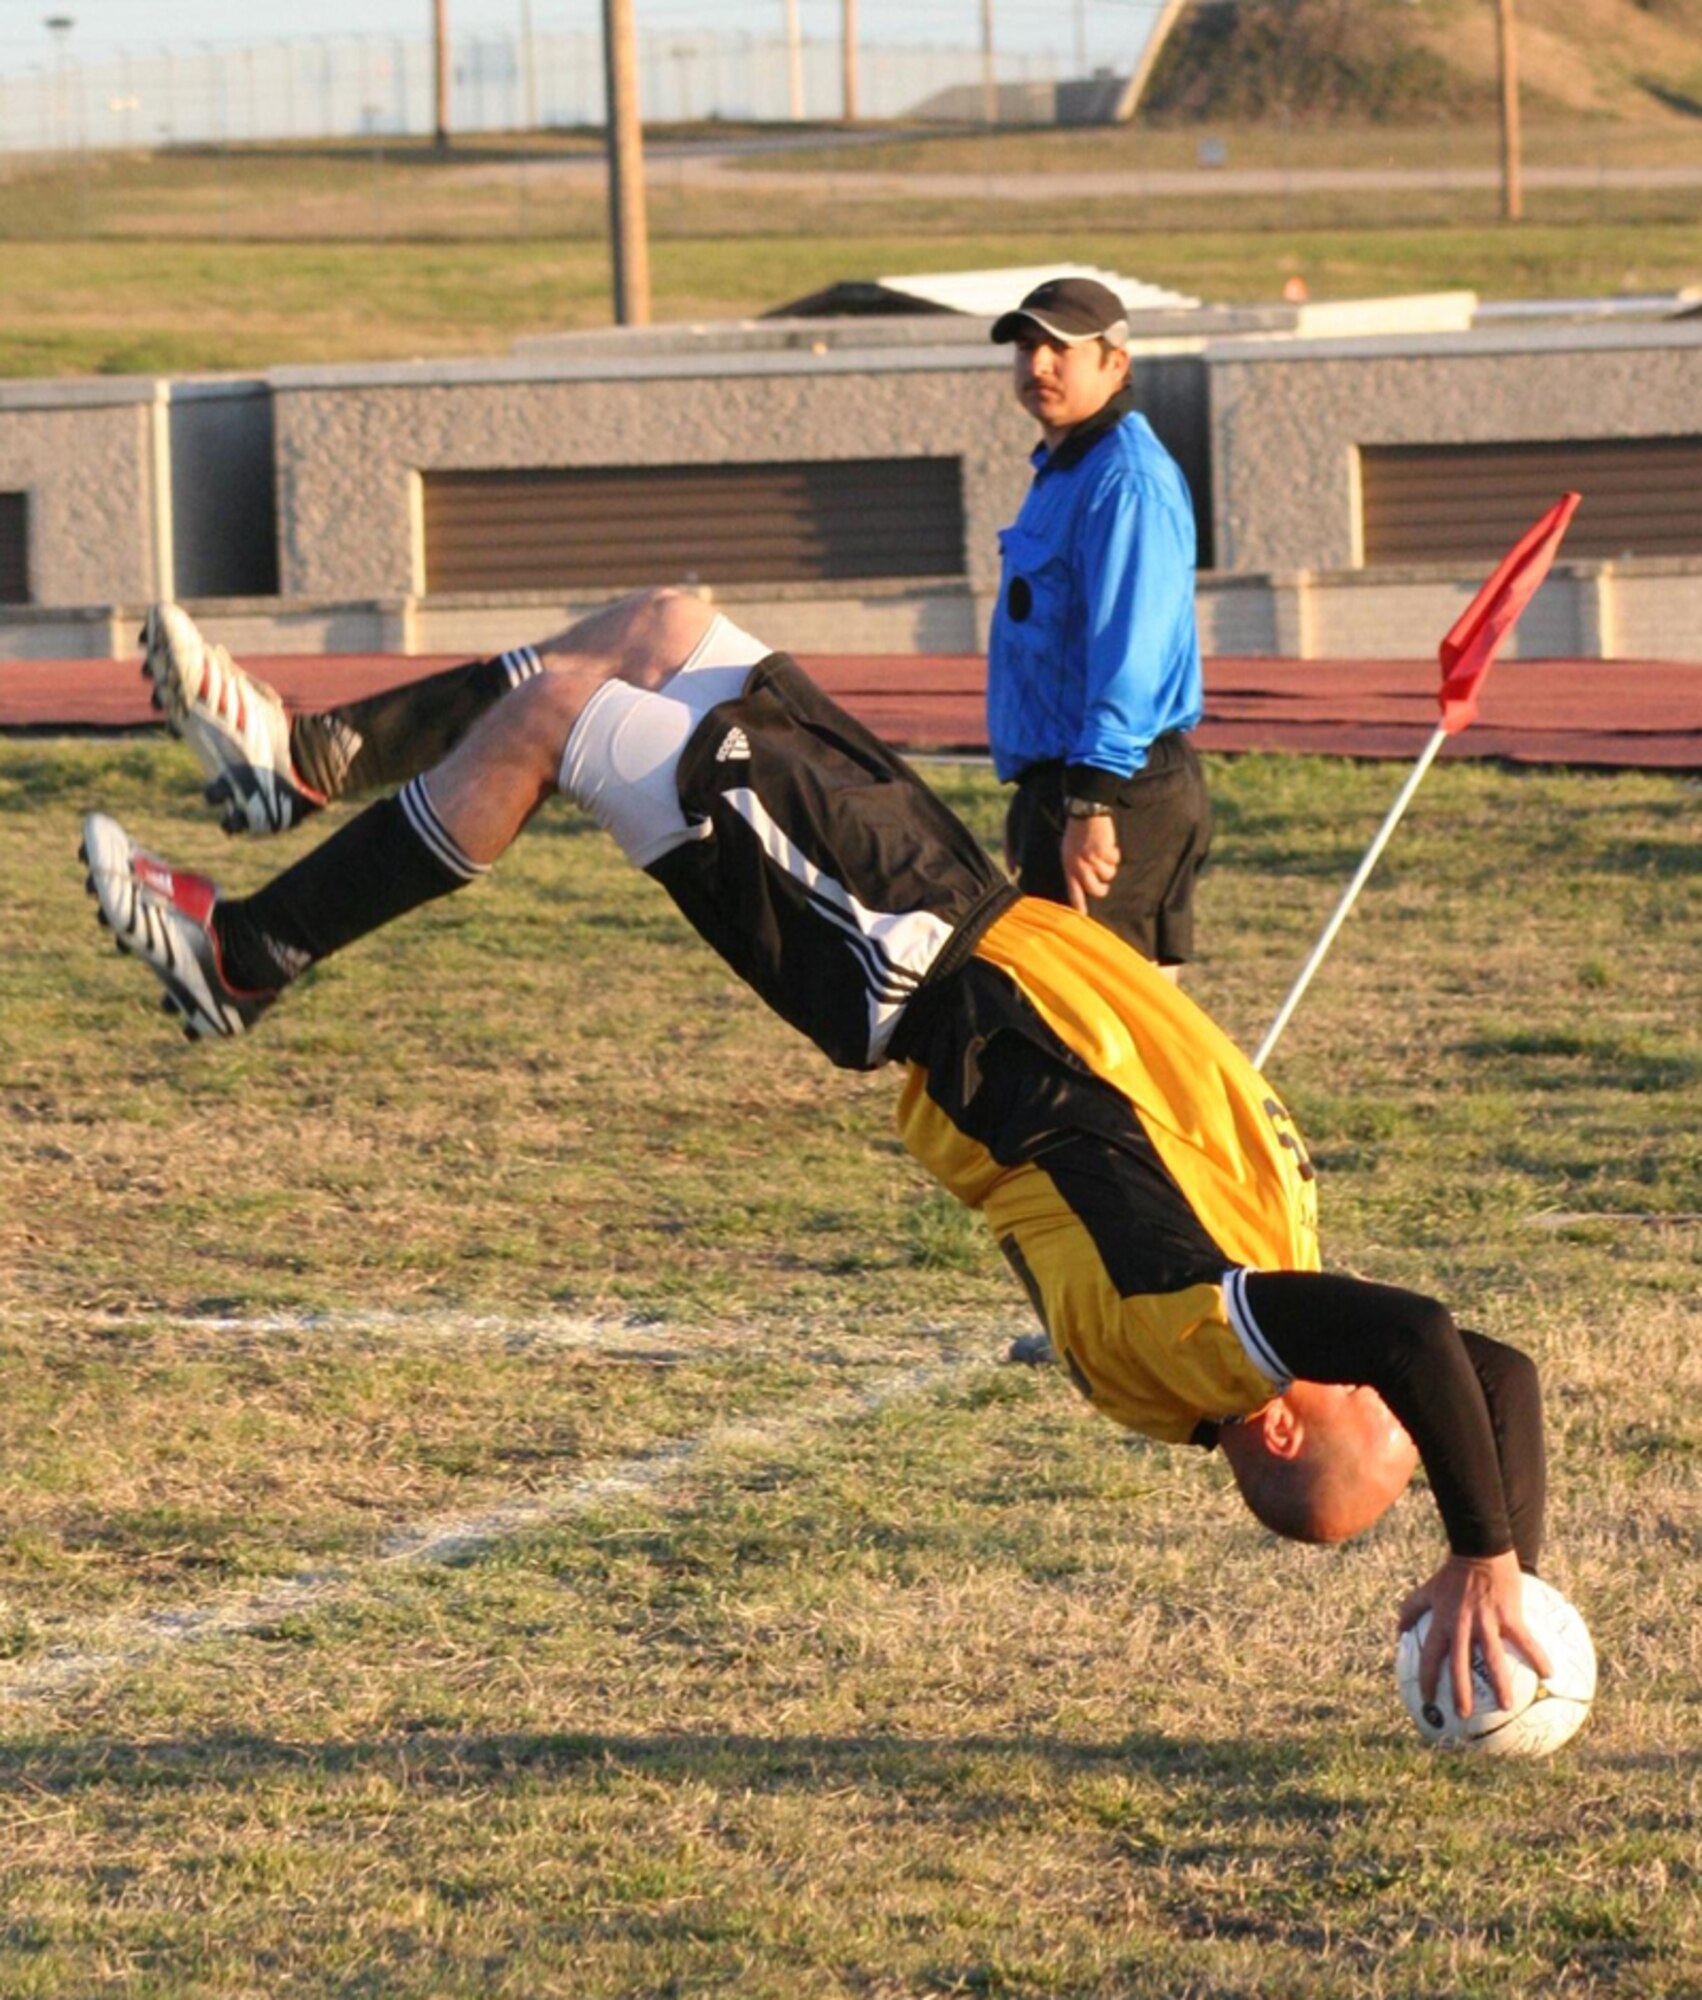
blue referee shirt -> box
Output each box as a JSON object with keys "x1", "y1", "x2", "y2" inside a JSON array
[{"x1": 987, "y1": 396, "x2": 1204, "y2": 787}]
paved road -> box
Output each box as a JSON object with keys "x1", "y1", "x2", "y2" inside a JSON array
[
  {"x1": 454, "y1": 135, "x2": 1702, "y2": 203},
  {"x1": 683, "y1": 160, "x2": 1702, "y2": 202}
]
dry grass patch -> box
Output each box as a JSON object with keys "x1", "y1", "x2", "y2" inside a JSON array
[
  {"x1": 7, "y1": 124, "x2": 1702, "y2": 374},
  {"x1": 1, "y1": 736, "x2": 1698, "y2": 1995}
]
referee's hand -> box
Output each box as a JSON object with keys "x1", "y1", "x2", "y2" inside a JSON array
[{"x1": 1062, "y1": 814, "x2": 1120, "y2": 913}]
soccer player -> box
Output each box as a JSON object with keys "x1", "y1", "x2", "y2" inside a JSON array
[{"x1": 83, "y1": 591, "x2": 1551, "y2": 1719}]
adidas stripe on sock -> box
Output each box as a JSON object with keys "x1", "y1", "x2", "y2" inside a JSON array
[
  {"x1": 398, "y1": 775, "x2": 489, "y2": 883},
  {"x1": 498, "y1": 645, "x2": 544, "y2": 690},
  {"x1": 306, "y1": 650, "x2": 546, "y2": 799}
]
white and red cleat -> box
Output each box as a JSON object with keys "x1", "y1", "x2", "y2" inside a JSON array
[
  {"x1": 140, "y1": 603, "x2": 327, "y2": 835},
  {"x1": 80, "y1": 813, "x2": 276, "y2": 1039}
]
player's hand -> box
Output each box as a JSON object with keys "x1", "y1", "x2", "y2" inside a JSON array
[
  {"x1": 1061, "y1": 814, "x2": 1120, "y2": 914},
  {"x1": 1398, "y1": 1550, "x2": 1553, "y2": 1717}
]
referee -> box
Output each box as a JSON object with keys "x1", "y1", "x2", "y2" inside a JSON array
[{"x1": 988, "y1": 276, "x2": 1211, "y2": 978}]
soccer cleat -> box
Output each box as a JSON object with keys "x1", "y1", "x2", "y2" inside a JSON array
[
  {"x1": 79, "y1": 813, "x2": 277, "y2": 1040},
  {"x1": 140, "y1": 603, "x2": 327, "y2": 835}
]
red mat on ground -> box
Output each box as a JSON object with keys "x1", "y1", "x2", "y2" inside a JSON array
[{"x1": 2, "y1": 650, "x2": 1698, "y2": 770}]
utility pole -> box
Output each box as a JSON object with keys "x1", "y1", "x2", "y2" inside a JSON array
[
  {"x1": 981, "y1": 0, "x2": 997, "y2": 126},
  {"x1": 43, "y1": 15, "x2": 73, "y2": 152},
  {"x1": 433, "y1": 0, "x2": 450, "y2": 152},
  {"x1": 602, "y1": 0, "x2": 651, "y2": 325},
  {"x1": 842, "y1": 0, "x2": 858, "y2": 123},
  {"x1": 519, "y1": 0, "x2": 537, "y2": 129},
  {"x1": 783, "y1": 0, "x2": 804, "y2": 120},
  {"x1": 1495, "y1": 0, "x2": 1522, "y2": 221}
]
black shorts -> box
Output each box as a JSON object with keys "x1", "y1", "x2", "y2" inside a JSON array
[
  {"x1": 649, "y1": 655, "x2": 1014, "y2": 1070},
  {"x1": 1004, "y1": 735, "x2": 1212, "y2": 965}
]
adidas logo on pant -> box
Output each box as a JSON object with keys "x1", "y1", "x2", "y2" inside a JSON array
[{"x1": 715, "y1": 727, "x2": 751, "y2": 762}]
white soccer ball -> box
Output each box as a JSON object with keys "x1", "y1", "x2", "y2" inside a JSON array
[{"x1": 1395, "y1": 1572, "x2": 1596, "y2": 1758}]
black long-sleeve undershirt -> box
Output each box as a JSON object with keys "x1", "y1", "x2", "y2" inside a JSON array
[{"x1": 1242, "y1": 1272, "x2": 1546, "y2": 1569}]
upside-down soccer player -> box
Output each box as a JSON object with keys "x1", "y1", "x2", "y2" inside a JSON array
[{"x1": 82, "y1": 592, "x2": 1553, "y2": 1719}]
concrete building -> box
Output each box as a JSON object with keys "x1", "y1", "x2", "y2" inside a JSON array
[{"x1": 5, "y1": 295, "x2": 1702, "y2": 663}]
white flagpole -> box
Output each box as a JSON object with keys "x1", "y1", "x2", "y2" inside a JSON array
[{"x1": 1254, "y1": 722, "x2": 1449, "y2": 1072}]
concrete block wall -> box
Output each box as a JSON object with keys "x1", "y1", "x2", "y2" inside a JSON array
[
  {"x1": 1207, "y1": 321, "x2": 1702, "y2": 575},
  {"x1": 0, "y1": 376, "x2": 279, "y2": 616},
  {"x1": 268, "y1": 349, "x2": 1036, "y2": 607},
  {"x1": 0, "y1": 381, "x2": 162, "y2": 608},
  {"x1": 399, "y1": 581, "x2": 982, "y2": 660},
  {"x1": 1295, "y1": 568, "x2": 1586, "y2": 661},
  {"x1": 1193, "y1": 575, "x2": 1283, "y2": 656},
  {"x1": 7, "y1": 315, "x2": 1702, "y2": 663},
  {"x1": 1595, "y1": 561, "x2": 1702, "y2": 659}
]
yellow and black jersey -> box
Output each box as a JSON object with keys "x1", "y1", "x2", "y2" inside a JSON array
[
  {"x1": 652, "y1": 660, "x2": 1306, "y2": 1443},
  {"x1": 643, "y1": 659, "x2": 1534, "y2": 1560},
  {"x1": 895, "y1": 896, "x2": 1320, "y2": 1444},
  {"x1": 646, "y1": 658, "x2": 1536, "y2": 1560}
]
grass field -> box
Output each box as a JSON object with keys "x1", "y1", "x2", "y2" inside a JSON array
[
  {"x1": 3, "y1": 732, "x2": 1699, "y2": 1995},
  {"x1": 5, "y1": 118, "x2": 1702, "y2": 376}
]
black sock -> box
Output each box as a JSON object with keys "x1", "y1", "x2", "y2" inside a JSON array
[
  {"x1": 213, "y1": 777, "x2": 487, "y2": 992},
  {"x1": 288, "y1": 647, "x2": 543, "y2": 801}
]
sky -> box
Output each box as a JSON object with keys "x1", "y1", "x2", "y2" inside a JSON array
[{"x1": 0, "y1": 0, "x2": 1166, "y2": 74}]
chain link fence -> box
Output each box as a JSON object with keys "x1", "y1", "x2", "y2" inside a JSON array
[{"x1": 1, "y1": 29, "x2": 1072, "y2": 152}]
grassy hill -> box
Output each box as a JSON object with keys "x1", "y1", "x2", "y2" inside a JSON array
[{"x1": 1145, "y1": 0, "x2": 1702, "y2": 125}]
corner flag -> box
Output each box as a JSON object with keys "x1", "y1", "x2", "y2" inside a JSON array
[
  {"x1": 1254, "y1": 492, "x2": 1584, "y2": 1072},
  {"x1": 1437, "y1": 491, "x2": 1582, "y2": 734}
]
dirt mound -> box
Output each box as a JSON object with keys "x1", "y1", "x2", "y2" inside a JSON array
[{"x1": 1143, "y1": 0, "x2": 1702, "y2": 124}]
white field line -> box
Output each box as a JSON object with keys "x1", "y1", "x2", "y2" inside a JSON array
[
  {"x1": 126, "y1": 1306, "x2": 757, "y2": 1362},
  {"x1": 0, "y1": 1320, "x2": 1004, "y2": 1704}
]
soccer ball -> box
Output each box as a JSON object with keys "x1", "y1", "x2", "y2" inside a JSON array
[{"x1": 1395, "y1": 1573, "x2": 1596, "y2": 1757}]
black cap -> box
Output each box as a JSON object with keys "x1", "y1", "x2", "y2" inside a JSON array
[{"x1": 991, "y1": 276, "x2": 1130, "y2": 348}]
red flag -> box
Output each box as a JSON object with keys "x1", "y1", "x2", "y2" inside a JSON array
[{"x1": 1437, "y1": 492, "x2": 1582, "y2": 734}]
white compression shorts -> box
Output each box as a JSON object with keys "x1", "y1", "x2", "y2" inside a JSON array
[{"x1": 556, "y1": 613, "x2": 769, "y2": 868}]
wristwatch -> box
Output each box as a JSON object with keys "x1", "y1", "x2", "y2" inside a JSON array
[{"x1": 1064, "y1": 796, "x2": 1115, "y2": 820}]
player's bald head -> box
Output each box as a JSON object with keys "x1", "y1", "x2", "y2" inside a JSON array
[{"x1": 1219, "y1": 1381, "x2": 1419, "y2": 1544}]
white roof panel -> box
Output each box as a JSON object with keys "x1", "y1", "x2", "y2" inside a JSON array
[{"x1": 872, "y1": 263, "x2": 1200, "y2": 317}]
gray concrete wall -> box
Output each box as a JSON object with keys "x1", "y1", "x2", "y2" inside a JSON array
[
  {"x1": 10, "y1": 315, "x2": 1702, "y2": 662},
  {"x1": 1208, "y1": 321, "x2": 1702, "y2": 573},
  {"x1": 1581, "y1": 558, "x2": 1702, "y2": 660},
  {"x1": 402, "y1": 580, "x2": 983, "y2": 659},
  {"x1": 0, "y1": 380, "x2": 161, "y2": 608},
  {"x1": 1286, "y1": 565, "x2": 1589, "y2": 660},
  {"x1": 14, "y1": 563, "x2": 1702, "y2": 665},
  {"x1": 268, "y1": 348, "x2": 1041, "y2": 619},
  {"x1": 268, "y1": 343, "x2": 1214, "y2": 641}
]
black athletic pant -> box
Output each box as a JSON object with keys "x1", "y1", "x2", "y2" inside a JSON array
[{"x1": 1005, "y1": 736, "x2": 1212, "y2": 966}]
